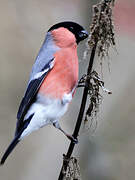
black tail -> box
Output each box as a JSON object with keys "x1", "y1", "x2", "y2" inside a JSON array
[{"x1": 0, "y1": 136, "x2": 20, "y2": 165}]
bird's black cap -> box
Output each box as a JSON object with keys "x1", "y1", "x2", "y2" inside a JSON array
[{"x1": 48, "y1": 21, "x2": 88, "y2": 44}]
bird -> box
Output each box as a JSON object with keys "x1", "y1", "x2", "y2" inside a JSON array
[{"x1": 0, "y1": 21, "x2": 88, "y2": 165}]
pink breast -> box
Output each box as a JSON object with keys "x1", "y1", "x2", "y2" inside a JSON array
[{"x1": 39, "y1": 47, "x2": 78, "y2": 99}]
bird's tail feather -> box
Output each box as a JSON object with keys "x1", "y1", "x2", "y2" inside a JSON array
[
  {"x1": 1, "y1": 114, "x2": 34, "y2": 165},
  {"x1": 0, "y1": 135, "x2": 20, "y2": 165}
]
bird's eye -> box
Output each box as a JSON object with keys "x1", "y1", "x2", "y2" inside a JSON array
[{"x1": 69, "y1": 27, "x2": 74, "y2": 30}]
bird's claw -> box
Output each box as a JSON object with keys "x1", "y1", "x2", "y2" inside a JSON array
[{"x1": 66, "y1": 134, "x2": 78, "y2": 144}]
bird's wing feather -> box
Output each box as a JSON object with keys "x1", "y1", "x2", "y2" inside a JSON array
[
  {"x1": 15, "y1": 58, "x2": 54, "y2": 136},
  {"x1": 15, "y1": 32, "x2": 59, "y2": 136},
  {"x1": 17, "y1": 58, "x2": 54, "y2": 120}
]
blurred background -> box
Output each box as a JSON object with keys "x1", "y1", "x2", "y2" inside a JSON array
[{"x1": 0, "y1": 0, "x2": 135, "y2": 179}]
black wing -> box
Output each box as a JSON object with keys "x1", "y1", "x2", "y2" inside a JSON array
[{"x1": 15, "y1": 58, "x2": 54, "y2": 136}]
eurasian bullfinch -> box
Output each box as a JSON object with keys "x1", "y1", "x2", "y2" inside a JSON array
[{"x1": 0, "y1": 21, "x2": 88, "y2": 165}]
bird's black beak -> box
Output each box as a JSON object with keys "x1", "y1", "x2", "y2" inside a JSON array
[{"x1": 77, "y1": 30, "x2": 89, "y2": 44}]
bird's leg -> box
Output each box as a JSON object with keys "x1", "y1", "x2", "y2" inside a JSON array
[{"x1": 53, "y1": 121, "x2": 78, "y2": 144}]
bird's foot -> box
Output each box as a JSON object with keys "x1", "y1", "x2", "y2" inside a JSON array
[
  {"x1": 53, "y1": 121, "x2": 78, "y2": 144},
  {"x1": 66, "y1": 134, "x2": 78, "y2": 144}
]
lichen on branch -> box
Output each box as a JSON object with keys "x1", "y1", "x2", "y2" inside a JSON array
[
  {"x1": 62, "y1": 156, "x2": 81, "y2": 180},
  {"x1": 88, "y1": 0, "x2": 116, "y2": 58},
  {"x1": 82, "y1": 0, "x2": 115, "y2": 127}
]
